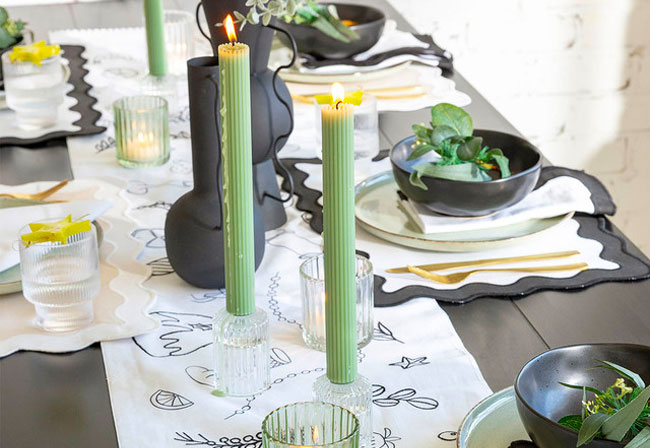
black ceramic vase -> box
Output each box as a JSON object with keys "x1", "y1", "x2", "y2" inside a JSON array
[{"x1": 164, "y1": 57, "x2": 265, "y2": 289}]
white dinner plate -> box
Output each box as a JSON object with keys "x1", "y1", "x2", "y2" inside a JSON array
[{"x1": 355, "y1": 171, "x2": 573, "y2": 252}]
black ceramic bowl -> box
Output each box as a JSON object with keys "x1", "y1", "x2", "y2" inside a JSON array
[
  {"x1": 279, "y1": 3, "x2": 386, "y2": 59},
  {"x1": 515, "y1": 344, "x2": 650, "y2": 448},
  {"x1": 390, "y1": 130, "x2": 542, "y2": 217}
]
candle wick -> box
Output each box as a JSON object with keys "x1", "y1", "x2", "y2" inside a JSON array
[
  {"x1": 231, "y1": 41, "x2": 235, "y2": 46},
  {"x1": 335, "y1": 100, "x2": 343, "y2": 110}
]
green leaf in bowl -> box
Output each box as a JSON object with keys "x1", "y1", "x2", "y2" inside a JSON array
[{"x1": 431, "y1": 103, "x2": 473, "y2": 137}]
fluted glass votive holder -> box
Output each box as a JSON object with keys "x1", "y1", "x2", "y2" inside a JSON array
[
  {"x1": 113, "y1": 95, "x2": 170, "y2": 168},
  {"x1": 262, "y1": 401, "x2": 360, "y2": 448},
  {"x1": 18, "y1": 223, "x2": 101, "y2": 332},
  {"x1": 164, "y1": 10, "x2": 194, "y2": 76},
  {"x1": 300, "y1": 254, "x2": 374, "y2": 351},
  {"x1": 212, "y1": 307, "x2": 270, "y2": 397}
]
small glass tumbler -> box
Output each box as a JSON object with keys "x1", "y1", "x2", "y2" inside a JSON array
[
  {"x1": 18, "y1": 225, "x2": 101, "y2": 332},
  {"x1": 315, "y1": 93, "x2": 379, "y2": 160},
  {"x1": 262, "y1": 401, "x2": 360, "y2": 448},
  {"x1": 163, "y1": 10, "x2": 194, "y2": 76},
  {"x1": 300, "y1": 254, "x2": 374, "y2": 351},
  {"x1": 113, "y1": 95, "x2": 170, "y2": 168},
  {"x1": 1, "y1": 50, "x2": 70, "y2": 130},
  {"x1": 213, "y1": 307, "x2": 270, "y2": 397}
]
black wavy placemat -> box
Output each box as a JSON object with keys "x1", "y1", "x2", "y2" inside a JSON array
[
  {"x1": 279, "y1": 156, "x2": 650, "y2": 306},
  {"x1": 0, "y1": 45, "x2": 106, "y2": 146}
]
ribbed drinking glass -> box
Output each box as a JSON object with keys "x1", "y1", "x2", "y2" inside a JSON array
[
  {"x1": 163, "y1": 10, "x2": 194, "y2": 76},
  {"x1": 18, "y1": 224, "x2": 100, "y2": 332},
  {"x1": 262, "y1": 402, "x2": 360, "y2": 448}
]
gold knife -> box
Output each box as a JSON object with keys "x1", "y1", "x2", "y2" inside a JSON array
[{"x1": 386, "y1": 250, "x2": 580, "y2": 273}]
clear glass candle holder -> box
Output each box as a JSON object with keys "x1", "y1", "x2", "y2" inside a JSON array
[
  {"x1": 163, "y1": 10, "x2": 194, "y2": 76},
  {"x1": 262, "y1": 401, "x2": 360, "y2": 448},
  {"x1": 315, "y1": 93, "x2": 379, "y2": 160},
  {"x1": 113, "y1": 95, "x2": 170, "y2": 168},
  {"x1": 300, "y1": 254, "x2": 374, "y2": 351},
  {"x1": 18, "y1": 224, "x2": 101, "y2": 332},
  {"x1": 313, "y1": 375, "x2": 373, "y2": 448},
  {"x1": 2, "y1": 50, "x2": 70, "y2": 130},
  {"x1": 213, "y1": 306, "x2": 270, "y2": 397}
]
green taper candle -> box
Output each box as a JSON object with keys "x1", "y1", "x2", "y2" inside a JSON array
[
  {"x1": 143, "y1": 0, "x2": 167, "y2": 77},
  {"x1": 219, "y1": 16, "x2": 255, "y2": 316},
  {"x1": 322, "y1": 83, "x2": 357, "y2": 384}
]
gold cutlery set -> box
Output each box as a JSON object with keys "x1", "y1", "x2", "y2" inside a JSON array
[
  {"x1": 0, "y1": 179, "x2": 69, "y2": 202},
  {"x1": 387, "y1": 250, "x2": 587, "y2": 285},
  {"x1": 291, "y1": 84, "x2": 428, "y2": 104}
]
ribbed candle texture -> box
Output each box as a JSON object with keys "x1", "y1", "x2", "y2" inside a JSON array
[
  {"x1": 322, "y1": 102, "x2": 357, "y2": 384},
  {"x1": 143, "y1": 0, "x2": 167, "y2": 77},
  {"x1": 218, "y1": 42, "x2": 255, "y2": 316}
]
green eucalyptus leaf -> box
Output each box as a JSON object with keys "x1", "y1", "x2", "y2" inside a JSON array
[
  {"x1": 578, "y1": 413, "x2": 609, "y2": 446},
  {"x1": 558, "y1": 415, "x2": 584, "y2": 432},
  {"x1": 407, "y1": 144, "x2": 437, "y2": 161},
  {"x1": 0, "y1": 8, "x2": 8, "y2": 25},
  {"x1": 234, "y1": 10, "x2": 248, "y2": 23},
  {"x1": 308, "y1": 15, "x2": 350, "y2": 42},
  {"x1": 412, "y1": 124, "x2": 432, "y2": 143},
  {"x1": 626, "y1": 427, "x2": 650, "y2": 448},
  {"x1": 411, "y1": 162, "x2": 491, "y2": 184},
  {"x1": 559, "y1": 381, "x2": 605, "y2": 395},
  {"x1": 431, "y1": 125, "x2": 458, "y2": 146},
  {"x1": 262, "y1": 11, "x2": 272, "y2": 25},
  {"x1": 601, "y1": 386, "x2": 650, "y2": 442},
  {"x1": 430, "y1": 103, "x2": 473, "y2": 137},
  {"x1": 246, "y1": 8, "x2": 260, "y2": 24},
  {"x1": 457, "y1": 136, "x2": 483, "y2": 161},
  {"x1": 286, "y1": 0, "x2": 297, "y2": 16},
  {"x1": 486, "y1": 149, "x2": 511, "y2": 178},
  {"x1": 593, "y1": 360, "x2": 646, "y2": 389},
  {"x1": 0, "y1": 27, "x2": 15, "y2": 49}
]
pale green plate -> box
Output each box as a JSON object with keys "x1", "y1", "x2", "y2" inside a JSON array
[
  {"x1": 457, "y1": 386, "x2": 531, "y2": 448},
  {"x1": 355, "y1": 171, "x2": 573, "y2": 252}
]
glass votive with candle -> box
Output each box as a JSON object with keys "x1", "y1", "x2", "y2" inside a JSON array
[
  {"x1": 113, "y1": 95, "x2": 170, "y2": 168},
  {"x1": 262, "y1": 402, "x2": 359, "y2": 448},
  {"x1": 315, "y1": 92, "x2": 379, "y2": 160},
  {"x1": 300, "y1": 253, "x2": 374, "y2": 351},
  {"x1": 163, "y1": 10, "x2": 194, "y2": 76}
]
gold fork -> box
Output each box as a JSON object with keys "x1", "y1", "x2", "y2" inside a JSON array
[
  {"x1": 0, "y1": 179, "x2": 69, "y2": 201},
  {"x1": 407, "y1": 263, "x2": 588, "y2": 285}
]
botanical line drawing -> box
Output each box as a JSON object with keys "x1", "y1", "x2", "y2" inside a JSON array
[
  {"x1": 266, "y1": 272, "x2": 300, "y2": 327},
  {"x1": 150, "y1": 389, "x2": 194, "y2": 411},
  {"x1": 374, "y1": 427, "x2": 401, "y2": 448},
  {"x1": 185, "y1": 365, "x2": 214, "y2": 387},
  {"x1": 173, "y1": 432, "x2": 262, "y2": 447},
  {"x1": 269, "y1": 347, "x2": 292, "y2": 368},
  {"x1": 132, "y1": 228, "x2": 166, "y2": 249},
  {"x1": 372, "y1": 384, "x2": 439, "y2": 410},
  {"x1": 437, "y1": 431, "x2": 458, "y2": 441},
  {"x1": 133, "y1": 311, "x2": 213, "y2": 357},
  {"x1": 147, "y1": 257, "x2": 174, "y2": 276},
  {"x1": 191, "y1": 290, "x2": 226, "y2": 303},
  {"x1": 136, "y1": 201, "x2": 173, "y2": 211},
  {"x1": 373, "y1": 322, "x2": 404, "y2": 344},
  {"x1": 389, "y1": 356, "x2": 430, "y2": 370}
]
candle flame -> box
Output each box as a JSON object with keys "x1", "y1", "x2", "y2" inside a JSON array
[
  {"x1": 312, "y1": 426, "x2": 320, "y2": 443},
  {"x1": 224, "y1": 14, "x2": 237, "y2": 42},
  {"x1": 331, "y1": 82, "x2": 345, "y2": 105}
]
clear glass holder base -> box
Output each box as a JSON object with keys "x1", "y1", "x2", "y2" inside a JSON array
[
  {"x1": 213, "y1": 306, "x2": 270, "y2": 397},
  {"x1": 139, "y1": 74, "x2": 178, "y2": 112},
  {"x1": 313, "y1": 374, "x2": 373, "y2": 448},
  {"x1": 34, "y1": 301, "x2": 94, "y2": 332}
]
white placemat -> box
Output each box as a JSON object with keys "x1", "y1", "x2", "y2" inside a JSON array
[{"x1": 0, "y1": 179, "x2": 158, "y2": 357}]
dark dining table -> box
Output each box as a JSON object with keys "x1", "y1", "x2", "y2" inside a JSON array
[{"x1": 1, "y1": 0, "x2": 649, "y2": 446}]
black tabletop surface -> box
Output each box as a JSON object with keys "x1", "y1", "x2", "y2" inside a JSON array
[{"x1": 1, "y1": 1, "x2": 649, "y2": 447}]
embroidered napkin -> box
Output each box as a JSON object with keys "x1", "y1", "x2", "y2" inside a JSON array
[{"x1": 400, "y1": 168, "x2": 614, "y2": 234}]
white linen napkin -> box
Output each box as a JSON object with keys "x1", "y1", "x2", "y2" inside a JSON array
[
  {"x1": 400, "y1": 176, "x2": 595, "y2": 234},
  {"x1": 0, "y1": 197, "x2": 111, "y2": 272}
]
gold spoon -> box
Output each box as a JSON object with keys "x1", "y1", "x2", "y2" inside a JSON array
[
  {"x1": 0, "y1": 179, "x2": 69, "y2": 201},
  {"x1": 407, "y1": 262, "x2": 588, "y2": 285}
]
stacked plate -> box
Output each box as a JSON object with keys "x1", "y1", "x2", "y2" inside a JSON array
[{"x1": 355, "y1": 172, "x2": 573, "y2": 252}]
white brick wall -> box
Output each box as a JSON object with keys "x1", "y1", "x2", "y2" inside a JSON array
[{"x1": 388, "y1": 0, "x2": 650, "y2": 254}]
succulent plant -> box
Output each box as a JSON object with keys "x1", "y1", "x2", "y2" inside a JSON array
[{"x1": 0, "y1": 7, "x2": 25, "y2": 50}]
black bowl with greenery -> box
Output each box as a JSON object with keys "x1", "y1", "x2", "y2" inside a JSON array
[
  {"x1": 278, "y1": 3, "x2": 385, "y2": 59},
  {"x1": 390, "y1": 130, "x2": 542, "y2": 217},
  {"x1": 0, "y1": 7, "x2": 26, "y2": 86},
  {"x1": 515, "y1": 344, "x2": 650, "y2": 448}
]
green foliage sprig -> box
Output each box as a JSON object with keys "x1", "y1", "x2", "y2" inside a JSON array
[
  {"x1": 0, "y1": 8, "x2": 25, "y2": 50},
  {"x1": 234, "y1": 0, "x2": 359, "y2": 43},
  {"x1": 558, "y1": 360, "x2": 650, "y2": 447},
  {"x1": 407, "y1": 103, "x2": 511, "y2": 188}
]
